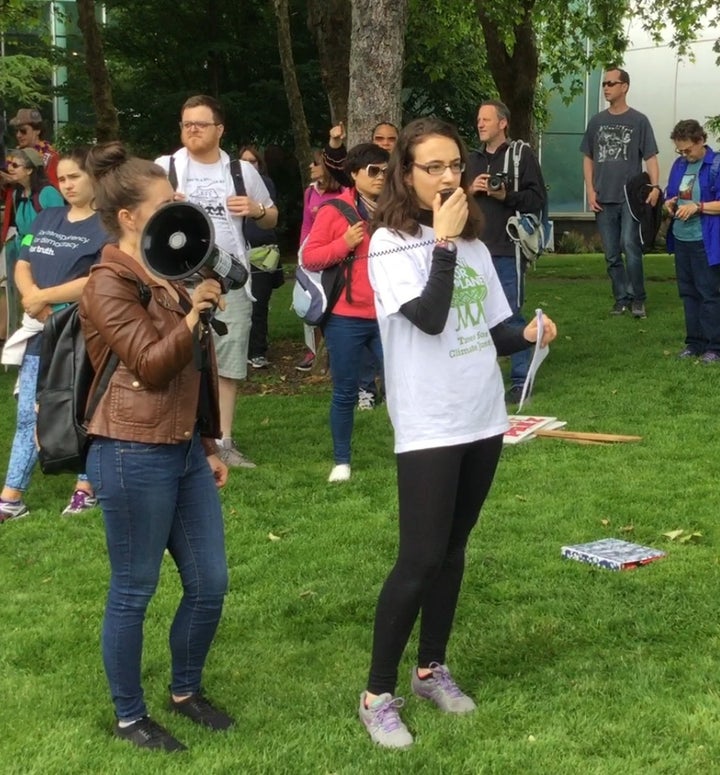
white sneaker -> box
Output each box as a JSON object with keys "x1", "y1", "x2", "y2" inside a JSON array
[
  {"x1": 216, "y1": 439, "x2": 257, "y2": 469},
  {"x1": 328, "y1": 464, "x2": 351, "y2": 483},
  {"x1": 357, "y1": 389, "x2": 375, "y2": 411}
]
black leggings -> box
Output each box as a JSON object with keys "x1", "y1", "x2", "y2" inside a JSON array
[{"x1": 367, "y1": 434, "x2": 503, "y2": 695}]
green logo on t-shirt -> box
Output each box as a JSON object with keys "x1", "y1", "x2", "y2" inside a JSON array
[{"x1": 452, "y1": 260, "x2": 487, "y2": 331}]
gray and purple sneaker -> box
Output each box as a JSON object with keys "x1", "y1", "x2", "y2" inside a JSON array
[
  {"x1": 411, "y1": 663, "x2": 476, "y2": 713},
  {"x1": 358, "y1": 691, "x2": 413, "y2": 749}
]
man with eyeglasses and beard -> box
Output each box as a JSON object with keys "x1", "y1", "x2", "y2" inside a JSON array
[
  {"x1": 156, "y1": 95, "x2": 278, "y2": 470},
  {"x1": 468, "y1": 99, "x2": 547, "y2": 406},
  {"x1": 580, "y1": 66, "x2": 660, "y2": 319}
]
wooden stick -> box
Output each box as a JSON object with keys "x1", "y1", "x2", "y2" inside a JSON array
[{"x1": 535, "y1": 429, "x2": 642, "y2": 443}]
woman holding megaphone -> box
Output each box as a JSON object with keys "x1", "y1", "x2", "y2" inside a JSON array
[{"x1": 79, "y1": 141, "x2": 233, "y2": 752}]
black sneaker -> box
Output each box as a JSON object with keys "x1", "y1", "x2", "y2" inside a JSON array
[
  {"x1": 610, "y1": 301, "x2": 629, "y2": 315},
  {"x1": 505, "y1": 385, "x2": 526, "y2": 406},
  {"x1": 631, "y1": 300, "x2": 647, "y2": 319},
  {"x1": 114, "y1": 716, "x2": 187, "y2": 752},
  {"x1": 169, "y1": 692, "x2": 235, "y2": 731}
]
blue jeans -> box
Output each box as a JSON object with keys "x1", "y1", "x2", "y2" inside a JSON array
[
  {"x1": 492, "y1": 255, "x2": 530, "y2": 388},
  {"x1": 86, "y1": 433, "x2": 228, "y2": 721},
  {"x1": 323, "y1": 314, "x2": 383, "y2": 464},
  {"x1": 4, "y1": 354, "x2": 40, "y2": 492},
  {"x1": 674, "y1": 239, "x2": 720, "y2": 354},
  {"x1": 595, "y1": 201, "x2": 645, "y2": 303}
]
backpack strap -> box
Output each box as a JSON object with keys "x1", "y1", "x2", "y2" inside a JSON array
[
  {"x1": 83, "y1": 279, "x2": 151, "y2": 424},
  {"x1": 230, "y1": 159, "x2": 247, "y2": 196},
  {"x1": 31, "y1": 190, "x2": 43, "y2": 214},
  {"x1": 511, "y1": 140, "x2": 528, "y2": 194},
  {"x1": 320, "y1": 199, "x2": 363, "y2": 305},
  {"x1": 167, "y1": 156, "x2": 178, "y2": 191}
]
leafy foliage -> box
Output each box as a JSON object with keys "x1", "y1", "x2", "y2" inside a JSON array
[
  {"x1": 405, "y1": 0, "x2": 493, "y2": 144},
  {"x1": 0, "y1": 54, "x2": 52, "y2": 106}
]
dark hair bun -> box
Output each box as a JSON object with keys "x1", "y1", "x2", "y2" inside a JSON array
[{"x1": 86, "y1": 141, "x2": 129, "y2": 180}]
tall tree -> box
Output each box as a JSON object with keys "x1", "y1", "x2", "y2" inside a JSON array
[
  {"x1": 346, "y1": 0, "x2": 407, "y2": 147},
  {"x1": 272, "y1": 0, "x2": 314, "y2": 183},
  {"x1": 475, "y1": 0, "x2": 719, "y2": 143},
  {"x1": 76, "y1": 0, "x2": 119, "y2": 140},
  {"x1": 307, "y1": 0, "x2": 351, "y2": 125}
]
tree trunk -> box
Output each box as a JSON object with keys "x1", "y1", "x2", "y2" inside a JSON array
[
  {"x1": 272, "y1": 0, "x2": 313, "y2": 185},
  {"x1": 347, "y1": 0, "x2": 407, "y2": 148},
  {"x1": 476, "y1": 2, "x2": 538, "y2": 145},
  {"x1": 307, "y1": 0, "x2": 351, "y2": 125},
  {"x1": 75, "y1": 0, "x2": 119, "y2": 141}
]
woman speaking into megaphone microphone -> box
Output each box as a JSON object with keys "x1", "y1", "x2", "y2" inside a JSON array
[{"x1": 79, "y1": 141, "x2": 235, "y2": 751}]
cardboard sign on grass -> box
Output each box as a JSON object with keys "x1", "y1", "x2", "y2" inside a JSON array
[
  {"x1": 561, "y1": 538, "x2": 666, "y2": 571},
  {"x1": 504, "y1": 415, "x2": 566, "y2": 444}
]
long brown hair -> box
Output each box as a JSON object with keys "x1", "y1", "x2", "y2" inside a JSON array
[{"x1": 372, "y1": 117, "x2": 483, "y2": 240}]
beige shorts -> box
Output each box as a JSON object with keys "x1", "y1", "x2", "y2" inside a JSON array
[{"x1": 212, "y1": 287, "x2": 253, "y2": 379}]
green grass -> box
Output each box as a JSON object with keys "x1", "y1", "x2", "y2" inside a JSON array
[{"x1": 2, "y1": 254, "x2": 720, "y2": 775}]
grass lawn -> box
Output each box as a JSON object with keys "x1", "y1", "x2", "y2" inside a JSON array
[{"x1": 2, "y1": 253, "x2": 719, "y2": 775}]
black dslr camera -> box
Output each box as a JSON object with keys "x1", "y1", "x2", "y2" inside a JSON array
[{"x1": 488, "y1": 172, "x2": 509, "y2": 191}]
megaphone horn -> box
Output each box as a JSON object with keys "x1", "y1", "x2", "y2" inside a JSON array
[{"x1": 140, "y1": 201, "x2": 248, "y2": 290}]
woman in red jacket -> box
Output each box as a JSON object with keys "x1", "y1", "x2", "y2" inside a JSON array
[{"x1": 303, "y1": 143, "x2": 389, "y2": 482}]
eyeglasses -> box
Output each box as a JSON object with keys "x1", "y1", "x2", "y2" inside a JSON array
[
  {"x1": 179, "y1": 121, "x2": 219, "y2": 131},
  {"x1": 412, "y1": 161, "x2": 465, "y2": 176},
  {"x1": 6, "y1": 161, "x2": 26, "y2": 170},
  {"x1": 674, "y1": 146, "x2": 696, "y2": 156},
  {"x1": 601, "y1": 80, "x2": 625, "y2": 88},
  {"x1": 15, "y1": 126, "x2": 30, "y2": 135},
  {"x1": 364, "y1": 164, "x2": 388, "y2": 179}
]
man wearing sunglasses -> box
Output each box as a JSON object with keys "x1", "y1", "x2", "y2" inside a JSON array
[
  {"x1": 6, "y1": 108, "x2": 59, "y2": 187},
  {"x1": 468, "y1": 100, "x2": 547, "y2": 406},
  {"x1": 580, "y1": 67, "x2": 660, "y2": 319}
]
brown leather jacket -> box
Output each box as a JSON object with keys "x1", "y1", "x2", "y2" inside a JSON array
[{"x1": 79, "y1": 245, "x2": 220, "y2": 453}]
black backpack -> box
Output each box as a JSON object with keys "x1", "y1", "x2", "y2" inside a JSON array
[{"x1": 36, "y1": 279, "x2": 151, "y2": 475}]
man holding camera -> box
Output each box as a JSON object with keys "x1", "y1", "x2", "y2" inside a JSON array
[
  {"x1": 469, "y1": 100, "x2": 547, "y2": 405},
  {"x1": 156, "y1": 95, "x2": 277, "y2": 468}
]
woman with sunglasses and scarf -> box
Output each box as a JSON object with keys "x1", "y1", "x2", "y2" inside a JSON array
[
  {"x1": 0, "y1": 148, "x2": 63, "y2": 343},
  {"x1": 302, "y1": 143, "x2": 389, "y2": 482}
]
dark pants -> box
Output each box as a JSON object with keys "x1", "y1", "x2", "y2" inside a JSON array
[
  {"x1": 367, "y1": 434, "x2": 503, "y2": 695},
  {"x1": 86, "y1": 432, "x2": 228, "y2": 721},
  {"x1": 248, "y1": 269, "x2": 275, "y2": 359},
  {"x1": 674, "y1": 239, "x2": 720, "y2": 354}
]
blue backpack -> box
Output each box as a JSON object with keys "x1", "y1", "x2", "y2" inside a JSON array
[{"x1": 292, "y1": 200, "x2": 362, "y2": 328}]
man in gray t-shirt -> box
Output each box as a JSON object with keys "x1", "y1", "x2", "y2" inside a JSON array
[{"x1": 580, "y1": 67, "x2": 660, "y2": 318}]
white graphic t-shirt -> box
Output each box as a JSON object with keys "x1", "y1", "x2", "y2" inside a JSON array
[
  {"x1": 185, "y1": 159, "x2": 238, "y2": 255},
  {"x1": 369, "y1": 225, "x2": 512, "y2": 453}
]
